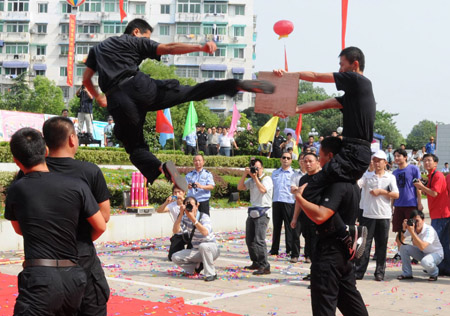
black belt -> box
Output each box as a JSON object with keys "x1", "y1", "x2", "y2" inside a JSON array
[
  {"x1": 342, "y1": 137, "x2": 371, "y2": 147},
  {"x1": 23, "y1": 259, "x2": 77, "y2": 268},
  {"x1": 105, "y1": 76, "x2": 135, "y2": 97}
]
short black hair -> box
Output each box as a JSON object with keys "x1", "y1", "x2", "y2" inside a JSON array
[
  {"x1": 43, "y1": 116, "x2": 75, "y2": 150},
  {"x1": 253, "y1": 158, "x2": 264, "y2": 167},
  {"x1": 339, "y1": 46, "x2": 365, "y2": 72},
  {"x1": 124, "y1": 18, "x2": 153, "y2": 35},
  {"x1": 184, "y1": 196, "x2": 198, "y2": 205},
  {"x1": 410, "y1": 209, "x2": 425, "y2": 220},
  {"x1": 61, "y1": 109, "x2": 68, "y2": 114},
  {"x1": 423, "y1": 153, "x2": 439, "y2": 163},
  {"x1": 10, "y1": 128, "x2": 46, "y2": 169},
  {"x1": 303, "y1": 152, "x2": 318, "y2": 160},
  {"x1": 287, "y1": 133, "x2": 292, "y2": 137},
  {"x1": 394, "y1": 148, "x2": 408, "y2": 158},
  {"x1": 320, "y1": 136, "x2": 342, "y2": 155}
]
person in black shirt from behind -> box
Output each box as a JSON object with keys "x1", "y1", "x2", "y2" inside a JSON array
[
  {"x1": 5, "y1": 128, "x2": 106, "y2": 316},
  {"x1": 41, "y1": 116, "x2": 112, "y2": 316},
  {"x1": 82, "y1": 18, "x2": 274, "y2": 192},
  {"x1": 275, "y1": 47, "x2": 375, "y2": 259},
  {"x1": 294, "y1": 137, "x2": 368, "y2": 316},
  {"x1": 197, "y1": 123, "x2": 208, "y2": 155},
  {"x1": 272, "y1": 127, "x2": 286, "y2": 159}
]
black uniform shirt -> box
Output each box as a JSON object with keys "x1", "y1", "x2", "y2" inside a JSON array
[
  {"x1": 5, "y1": 172, "x2": 99, "y2": 260},
  {"x1": 85, "y1": 34, "x2": 160, "y2": 93},
  {"x1": 78, "y1": 89, "x2": 93, "y2": 113},
  {"x1": 316, "y1": 182, "x2": 360, "y2": 238},
  {"x1": 197, "y1": 131, "x2": 208, "y2": 146},
  {"x1": 334, "y1": 72, "x2": 376, "y2": 142},
  {"x1": 273, "y1": 135, "x2": 286, "y2": 151}
]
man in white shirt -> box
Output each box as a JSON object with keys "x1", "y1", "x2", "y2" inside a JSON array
[
  {"x1": 238, "y1": 159, "x2": 273, "y2": 275},
  {"x1": 397, "y1": 210, "x2": 444, "y2": 281},
  {"x1": 218, "y1": 128, "x2": 238, "y2": 156},
  {"x1": 355, "y1": 150, "x2": 399, "y2": 281}
]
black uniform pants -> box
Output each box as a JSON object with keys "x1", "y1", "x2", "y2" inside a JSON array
[
  {"x1": 198, "y1": 144, "x2": 208, "y2": 155},
  {"x1": 311, "y1": 239, "x2": 368, "y2": 316},
  {"x1": 14, "y1": 266, "x2": 87, "y2": 316},
  {"x1": 270, "y1": 202, "x2": 300, "y2": 257},
  {"x1": 78, "y1": 247, "x2": 110, "y2": 316},
  {"x1": 300, "y1": 212, "x2": 318, "y2": 260},
  {"x1": 355, "y1": 217, "x2": 390, "y2": 279},
  {"x1": 208, "y1": 144, "x2": 218, "y2": 155},
  {"x1": 185, "y1": 145, "x2": 197, "y2": 155},
  {"x1": 107, "y1": 72, "x2": 239, "y2": 184}
]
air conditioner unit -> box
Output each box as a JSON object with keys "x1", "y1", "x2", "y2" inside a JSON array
[
  {"x1": 64, "y1": 13, "x2": 69, "y2": 19},
  {"x1": 37, "y1": 56, "x2": 46, "y2": 62},
  {"x1": 30, "y1": 26, "x2": 38, "y2": 34},
  {"x1": 161, "y1": 56, "x2": 169, "y2": 63},
  {"x1": 62, "y1": 34, "x2": 68, "y2": 39},
  {"x1": 32, "y1": 56, "x2": 37, "y2": 61},
  {"x1": 233, "y1": 37, "x2": 238, "y2": 42}
]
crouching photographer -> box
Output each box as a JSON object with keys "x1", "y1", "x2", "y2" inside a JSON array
[
  {"x1": 238, "y1": 159, "x2": 274, "y2": 275},
  {"x1": 172, "y1": 197, "x2": 220, "y2": 282},
  {"x1": 397, "y1": 210, "x2": 444, "y2": 281}
]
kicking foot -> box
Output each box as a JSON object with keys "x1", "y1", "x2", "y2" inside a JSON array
[
  {"x1": 341, "y1": 225, "x2": 368, "y2": 261},
  {"x1": 162, "y1": 161, "x2": 188, "y2": 192},
  {"x1": 238, "y1": 80, "x2": 275, "y2": 94}
]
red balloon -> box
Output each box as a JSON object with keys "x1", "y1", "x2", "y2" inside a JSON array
[{"x1": 273, "y1": 20, "x2": 294, "y2": 39}]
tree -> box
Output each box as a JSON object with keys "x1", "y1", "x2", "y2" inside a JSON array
[
  {"x1": 222, "y1": 112, "x2": 251, "y2": 130},
  {"x1": 69, "y1": 96, "x2": 109, "y2": 121},
  {"x1": 0, "y1": 72, "x2": 31, "y2": 111},
  {"x1": 374, "y1": 110, "x2": 404, "y2": 148},
  {"x1": 406, "y1": 120, "x2": 437, "y2": 150},
  {"x1": 242, "y1": 107, "x2": 271, "y2": 129},
  {"x1": 26, "y1": 76, "x2": 65, "y2": 114}
]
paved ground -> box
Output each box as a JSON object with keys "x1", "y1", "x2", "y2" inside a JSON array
[{"x1": 1, "y1": 224, "x2": 450, "y2": 316}]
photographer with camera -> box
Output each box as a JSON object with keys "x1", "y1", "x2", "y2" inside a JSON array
[
  {"x1": 185, "y1": 154, "x2": 215, "y2": 216},
  {"x1": 172, "y1": 196, "x2": 219, "y2": 282},
  {"x1": 397, "y1": 210, "x2": 443, "y2": 281},
  {"x1": 76, "y1": 85, "x2": 94, "y2": 141},
  {"x1": 238, "y1": 159, "x2": 274, "y2": 275},
  {"x1": 413, "y1": 153, "x2": 450, "y2": 276}
]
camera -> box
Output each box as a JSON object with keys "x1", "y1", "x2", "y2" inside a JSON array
[
  {"x1": 412, "y1": 178, "x2": 427, "y2": 185},
  {"x1": 250, "y1": 166, "x2": 258, "y2": 174},
  {"x1": 190, "y1": 183, "x2": 197, "y2": 189},
  {"x1": 185, "y1": 203, "x2": 193, "y2": 212},
  {"x1": 407, "y1": 218, "x2": 416, "y2": 227}
]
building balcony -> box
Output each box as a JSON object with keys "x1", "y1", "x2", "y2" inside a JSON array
[
  {"x1": 75, "y1": 33, "x2": 106, "y2": 42},
  {"x1": 175, "y1": 13, "x2": 202, "y2": 22},
  {"x1": 3, "y1": 32, "x2": 30, "y2": 41}
]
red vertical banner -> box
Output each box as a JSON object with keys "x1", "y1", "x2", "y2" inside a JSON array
[
  {"x1": 284, "y1": 45, "x2": 288, "y2": 71},
  {"x1": 119, "y1": 0, "x2": 127, "y2": 23},
  {"x1": 67, "y1": 14, "x2": 77, "y2": 87},
  {"x1": 342, "y1": 0, "x2": 349, "y2": 50}
]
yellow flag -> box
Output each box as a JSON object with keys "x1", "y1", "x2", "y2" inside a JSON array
[
  {"x1": 292, "y1": 142, "x2": 299, "y2": 156},
  {"x1": 258, "y1": 117, "x2": 279, "y2": 144}
]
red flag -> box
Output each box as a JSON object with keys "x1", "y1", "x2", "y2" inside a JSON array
[
  {"x1": 284, "y1": 45, "x2": 288, "y2": 71},
  {"x1": 156, "y1": 110, "x2": 174, "y2": 133},
  {"x1": 66, "y1": 14, "x2": 76, "y2": 87},
  {"x1": 119, "y1": 0, "x2": 127, "y2": 23},
  {"x1": 342, "y1": 0, "x2": 349, "y2": 50},
  {"x1": 295, "y1": 114, "x2": 302, "y2": 143}
]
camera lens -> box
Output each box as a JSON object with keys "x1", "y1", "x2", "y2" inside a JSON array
[{"x1": 186, "y1": 203, "x2": 193, "y2": 212}]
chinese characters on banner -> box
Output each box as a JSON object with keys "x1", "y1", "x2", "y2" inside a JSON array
[{"x1": 67, "y1": 14, "x2": 77, "y2": 86}]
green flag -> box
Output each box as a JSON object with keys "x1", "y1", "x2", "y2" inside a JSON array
[{"x1": 182, "y1": 101, "x2": 198, "y2": 138}]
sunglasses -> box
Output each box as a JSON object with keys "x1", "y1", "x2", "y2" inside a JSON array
[{"x1": 281, "y1": 156, "x2": 291, "y2": 160}]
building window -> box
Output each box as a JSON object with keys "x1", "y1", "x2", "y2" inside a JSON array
[
  {"x1": 233, "y1": 48, "x2": 244, "y2": 59},
  {"x1": 202, "y1": 70, "x2": 225, "y2": 79},
  {"x1": 104, "y1": 0, "x2": 127, "y2": 13},
  {"x1": 79, "y1": 0, "x2": 101, "y2": 12},
  {"x1": 234, "y1": 26, "x2": 245, "y2": 37},
  {"x1": 204, "y1": 47, "x2": 225, "y2": 57},
  {"x1": 135, "y1": 3, "x2": 145, "y2": 14},
  {"x1": 8, "y1": 0, "x2": 29, "y2": 12},
  {"x1": 0, "y1": 0, "x2": 4, "y2": 11},
  {"x1": 176, "y1": 23, "x2": 200, "y2": 35},
  {"x1": 188, "y1": 51, "x2": 200, "y2": 56},
  {"x1": 175, "y1": 66, "x2": 199, "y2": 78},
  {"x1": 38, "y1": 3, "x2": 47, "y2": 13},
  {"x1": 60, "y1": 24, "x2": 69, "y2": 34},
  {"x1": 104, "y1": 22, "x2": 126, "y2": 34},
  {"x1": 5, "y1": 43, "x2": 29, "y2": 54},
  {"x1": 203, "y1": 25, "x2": 226, "y2": 35},
  {"x1": 6, "y1": 22, "x2": 29, "y2": 33},
  {"x1": 233, "y1": 73, "x2": 244, "y2": 80},
  {"x1": 61, "y1": 86, "x2": 69, "y2": 99},
  {"x1": 76, "y1": 44, "x2": 95, "y2": 55},
  {"x1": 5, "y1": 68, "x2": 27, "y2": 76},
  {"x1": 35, "y1": 70, "x2": 46, "y2": 76},
  {"x1": 0, "y1": 22, "x2": 3, "y2": 32},
  {"x1": 210, "y1": 95, "x2": 225, "y2": 100},
  {"x1": 60, "y1": 45, "x2": 69, "y2": 56},
  {"x1": 233, "y1": 93, "x2": 244, "y2": 102},
  {"x1": 161, "y1": 4, "x2": 170, "y2": 14},
  {"x1": 235, "y1": 5, "x2": 244, "y2": 15},
  {"x1": 37, "y1": 24, "x2": 47, "y2": 34},
  {"x1": 204, "y1": 2, "x2": 227, "y2": 14},
  {"x1": 177, "y1": 0, "x2": 200, "y2": 13},
  {"x1": 61, "y1": 2, "x2": 73, "y2": 13},
  {"x1": 77, "y1": 24, "x2": 100, "y2": 34},
  {"x1": 76, "y1": 66, "x2": 86, "y2": 77},
  {"x1": 36, "y1": 45, "x2": 46, "y2": 55},
  {"x1": 159, "y1": 24, "x2": 170, "y2": 36},
  {"x1": 60, "y1": 67, "x2": 67, "y2": 77}
]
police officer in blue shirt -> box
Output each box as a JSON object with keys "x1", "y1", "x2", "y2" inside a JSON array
[
  {"x1": 183, "y1": 131, "x2": 198, "y2": 155},
  {"x1": 269, "y1": 152, "x2": 300, "y2": 263},
  {"x1": 185, "y1": 154, "x2": 215, "y2": 215}
]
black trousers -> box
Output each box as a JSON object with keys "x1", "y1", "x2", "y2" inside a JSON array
[
  {"x1": 311, "y1": 239, "x2": 368, "y2": 316},
  {"x1": 198, "y1": 200, "x2": 210, "y2": 216},
  {"x1": 14, "y1": 266, "x2": 87, "y2": 316},
  {"x1": 300, "y1": 211, "x2": 318, "y2": 260},
  {"x1": 246, "y1": 214, "x2": 270, "y2": 269},
  {"x1": 355, "y1": 217, "x2": 390, "y2": 279},
  {"x1": 185, "y1": 145, "x2": 197, "y2": 155},
  {"x1": 208, "y1": 144, "x2": 218, "y2": 155},
  {"x1": 270, "y1": 202, "x2": 300, "y2": 257},
  {"x1": 198, "y1": 144, "x2": 208, "y2": 155},
  {"x1": 78, "y1": 246, "x2": 110, "y2": 316},
  {"x1": 107, "y1": 72, "x2": 239, "y2": 184}
]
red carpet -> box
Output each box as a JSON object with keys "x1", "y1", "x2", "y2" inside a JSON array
[{"x1": 0, "y1": 273, "x2": 240, "y2": 315}]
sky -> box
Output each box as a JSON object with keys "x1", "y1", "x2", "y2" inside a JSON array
[{"x1": 254, "y1": 0, "x2": 450, "y2": 137}]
